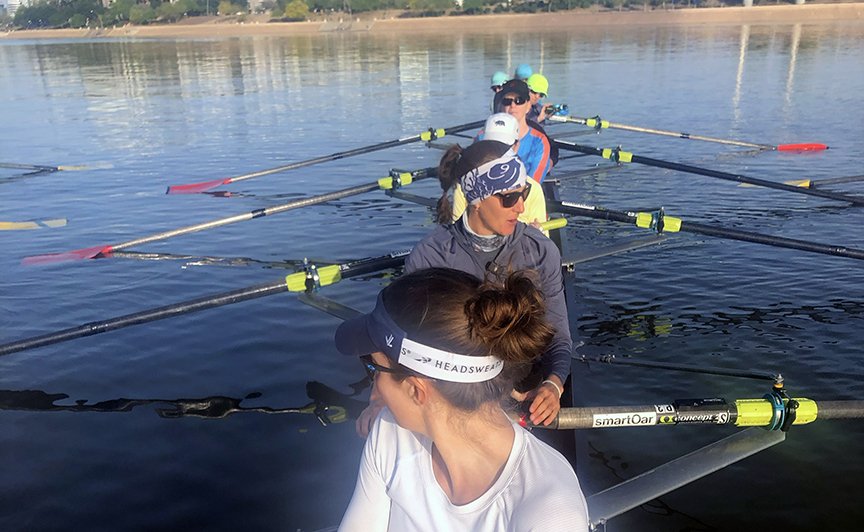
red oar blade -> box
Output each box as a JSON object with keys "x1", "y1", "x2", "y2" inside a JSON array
[
  {"x1": 777, "y1": 143, "x2": 829, "y2": 152},
  {"x1": 22, "y1": 245, "x2": 113, "y2": 265},
  {"x1": 166, "y1": 178, "x2": 231, "y2": 195}
]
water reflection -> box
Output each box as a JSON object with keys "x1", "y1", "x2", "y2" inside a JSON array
[
  {"x1": 732, "y1": 24, "x2": 749, "y2": 125},
  {"x1": 0, "y1": 380, "x2": 367, "y2": 423},
  {"x1": 582, "y1": 298, "x2": 864, "y2": 342},
  {"x1": 784, "y1": 23, "x2": 802, "y2": 111}
]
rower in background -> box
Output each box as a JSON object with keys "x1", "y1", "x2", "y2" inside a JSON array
[
  {"x1": 353, "y1": 141, "x2": 572, "y2": 438},
  {"x1": 526, "y1": 73, "x2": 550, "y2": 124},
  {"x1": 493, "y1": 79, "x2": 554, "y2": 183},
  {"x1": 490, "y1": 71, "x2": 508, "y2": 94},
  {"x1": 409, "y1": 140, "x2": 572, "y2": 428},
  {"x1": 453, "y1": 113, "x2": 549, "y2": 233},
  {"x1": 513, "y1": 63, "x2": 533, "y2": 81}
]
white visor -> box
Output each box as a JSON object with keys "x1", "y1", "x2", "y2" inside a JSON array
[{"x1": 398, "y1": 338, "x2": 503, "y2": 383}]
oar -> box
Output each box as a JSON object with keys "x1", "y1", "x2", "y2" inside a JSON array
[
  {"x1": 166, "y1": 120, "x2": 484, "y2": 194},
  {"x1": 0, "y1": 218, "x2": 67, "y2": 231},
  {"x1": 547, "y1": 115, "x2": 828, "y2": 151},
  {"x1": 0, "y1": 251, "x2": 411, "y2": 358},
  {"x1": 535, "y1": 396, "x2": 864, "y2": 430},
  {"x1": 23, "y1": 168, "x2": 434, "y2": 265},
  {"x1": 109, "y1": 250, "x2": 319, "y2": 269},
  {"x1": 554, "y1": 140, "x2": 864, "y2": 207},
  {"x1": 0, "y1": 162, "x2": 90, "y2": 172},
  {"x1": 526, "y1": 393, "x2": 862, "y2": 529},
  {"x1": 779, "y1": 174, "x2": 864, "y2": 189},
  {"x1": 549, "y1": 200, "x2": 864, "y2": 261}
]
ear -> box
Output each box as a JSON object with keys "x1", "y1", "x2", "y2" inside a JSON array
[{"x1": 404, "y1": 376, "x2": 429, "y2": 406}]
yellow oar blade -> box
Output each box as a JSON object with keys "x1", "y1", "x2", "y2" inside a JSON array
[
  {"x1": 740, "y1": 179, "x2": 810, "y2": 188},
  {"x1": 0, "y1": 218, "x2": 67, "y2": 231}
]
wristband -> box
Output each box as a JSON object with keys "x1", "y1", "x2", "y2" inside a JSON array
[{"x1": 542, "y1": 379, "x2": 563, "y2": 399}]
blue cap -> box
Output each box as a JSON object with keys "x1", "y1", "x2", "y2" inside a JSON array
[
  {"x1": 514, "y1": 64, "x2": 533, "y2": 80},
  {"x1": 490, "y1": 71, "x2": 509, "y2": 87}
]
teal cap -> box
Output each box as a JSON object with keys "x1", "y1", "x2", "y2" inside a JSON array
[
  {"x1": 490, "y1": 71, "x2": 509, "y2": 87},
  {"x1": 514, "y1": 64, "x2": 533, "y2": 80}
]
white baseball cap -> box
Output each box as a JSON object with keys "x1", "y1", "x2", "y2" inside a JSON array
[{"x1": 483, "y1": 113, "x2": 520, "y2": 145}]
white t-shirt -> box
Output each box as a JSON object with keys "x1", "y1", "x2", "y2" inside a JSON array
[{"x1": 339, "y1": 409, "x2": 589, "y2": 532}]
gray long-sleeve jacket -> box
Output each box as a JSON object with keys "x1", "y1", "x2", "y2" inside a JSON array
[{"x1": 404, "y1": 221, "x2": 572, "y2": 384}]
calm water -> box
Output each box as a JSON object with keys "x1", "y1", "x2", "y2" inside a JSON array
[{"x1": 1, "y1": 22, "x2": 864, "y2": 531}]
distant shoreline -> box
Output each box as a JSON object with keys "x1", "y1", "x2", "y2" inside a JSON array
[{"x1": 3, "y1": 3, "x2": 863, "y2": 40}]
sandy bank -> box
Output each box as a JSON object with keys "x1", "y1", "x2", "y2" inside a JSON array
[{"x1": 3, "y1": 3, "x2": 863, "y2": 40}]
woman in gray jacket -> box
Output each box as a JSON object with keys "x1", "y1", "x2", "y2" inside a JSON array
[
  {"x1": 355, "y1": 140, "x2": 571, "y2": 436},
  {"x1": 404, "y1": 139, "x2": 571, "y2": 427}
]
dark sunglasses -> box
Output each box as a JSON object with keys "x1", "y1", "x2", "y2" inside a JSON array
[
  {"x1": 530, "y1": 90, "x2": 547, "y2": 98},
  {"x1": 500, "y1": 96, "x2": 527, "y2": 107},
  {"x1": 495, "y1": 183, "x2": 531, "y2": 208},
  {"x1": 361, "y1": 355, "x2": 403, "y2": 381}
]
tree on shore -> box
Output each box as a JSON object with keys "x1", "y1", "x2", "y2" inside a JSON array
[
  {"x1": 129, "y1": 4, "x2": 156, "y2": 24},
  {"x1": 13, "y1": 0, "x2": 104, "y2": 28},
  {"x1": 10, "y1": 0, "x2": 751, "y2": 30},
  {"x1": 283, "y1": 0, "x2": 310, "y2": 20},
  {"x1": 218, "y1": 0, "x2": 246, "y2": 15}
]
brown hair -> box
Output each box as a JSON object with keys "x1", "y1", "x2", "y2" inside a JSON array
[
  {"x1": 435, "y1": 140, "x2": 513, "y2": 224},
  {"x1": 382, "y1": 267, "x2": 553, "y2": 411}
]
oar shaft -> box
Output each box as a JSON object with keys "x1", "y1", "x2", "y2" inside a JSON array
[
  {"x1": 0, "y1": 281, "x2": 289, "y2": 357},
  {"x1": 554, "y1": 141, "x2": 864, "y2": 206},
  {"x1": 682, "y1": 220, "x2": 864, "y2": 260},
  {"x1": 550, "y1": 200, "x2": 864, "y2": 261},
  {"x1": 0, "y1": 252, "x2": 409, "y2": 357},
  {"x1": 810, "y1": 174, "x2": 864, "y2": 188},
  {"x1": 634, "y1": 152, "x2": 864, "y2": 206},
  {"x1": 818, "y1": 401, "x2": 864, "y2": 419},
  {"x1": 228, "y1": 121, "x2": 480, "y2": 184},
  {"x1": 564, "y1": 115, "x2": 773, "y2": 149},
  {"x1": 115, "y1": 181, "x2": 382, "y2": 251},
  {"x1": 0, "y1": 162, "x2": 59, "y2": 171},
  {"x1": 540, "y1": 397, "x2": 860, "y2": 430}
]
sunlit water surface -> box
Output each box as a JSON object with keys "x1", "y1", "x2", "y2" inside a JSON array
[{"x1": 1, "y1": 22, "x2": 863, "y2": 531}]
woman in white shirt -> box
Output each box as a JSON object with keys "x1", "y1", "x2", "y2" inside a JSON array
[{"x1": 335, "y1": 267, "x2": 588, "y2": 532}]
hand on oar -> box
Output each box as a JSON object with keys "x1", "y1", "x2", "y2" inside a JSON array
[
  {"x1": 548, "y1": 115, "x2": 828, "y2": 152},
  {"x1": 23, "y1": 168, "x2": 436, "y2": 265},
  {"x1": 554, "y1": 140, "x2": 864, "y2": 207},
  {"x1": 166, "y1": 120, "x2": 484, "y2": 194}
]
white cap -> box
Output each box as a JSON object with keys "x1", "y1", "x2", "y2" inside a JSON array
[{"x1": 483, "y1": 113, "x2": 519, "y2": 146}]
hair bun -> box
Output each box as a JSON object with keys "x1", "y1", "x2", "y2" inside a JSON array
[{"x1": 464, "y1": 272, "x2": 553, "y2": 364}]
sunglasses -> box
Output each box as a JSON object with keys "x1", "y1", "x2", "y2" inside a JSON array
[
  {"x1": 361, "y1": 355, "x2": 403, "y2": 381},
  {"x1": 500, "y1": 96, "x2": 527, "y2": 107},
  {"x1": 495, "y1": 183, "x2": 531, "y2": 208},
  {"x1": 530, "y1": 90, "x2": 547, "y2": 98},
  {"x1": 491, "y1": 85, "x2": 503, "y2": 92}
]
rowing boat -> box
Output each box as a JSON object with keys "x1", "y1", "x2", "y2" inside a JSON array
[{"x1": 6, "y1": 114, "x2": 862, "y2": 531}]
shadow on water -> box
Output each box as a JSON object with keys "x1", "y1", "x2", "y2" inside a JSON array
[
  {"x1": 0, "y1": 381, "x2": 369, "y2": 423},
  {"x1": 580, "y1": 298, "x2": 864, "y2": 341}
]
